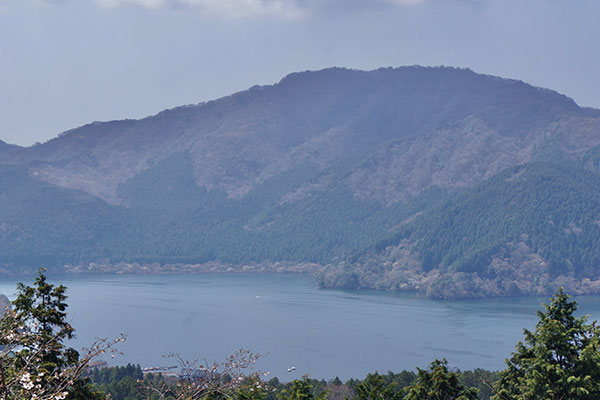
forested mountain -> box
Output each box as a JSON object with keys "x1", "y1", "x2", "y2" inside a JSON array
[{"x1": 1, "y1": 66, "x2": 600, "y2": 298}]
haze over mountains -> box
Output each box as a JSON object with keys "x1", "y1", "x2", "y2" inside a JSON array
[{"x1": 2, "y1": 66, "x2": 600, "y2": 299}]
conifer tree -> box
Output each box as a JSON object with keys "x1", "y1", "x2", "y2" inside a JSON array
[
  {"x1": 0, "y1": 268, "x2": 120, "y2": 399},
  {"x1": 404, "y1": 359, "x2": 478, "y2": 400},
  {"x1": 493, "y1": 287, "x2": 600, "y2": 400},
  {"x1": 354, "y1": 373, "x2": 402, "y2": 400},
  {"x1": 279, "y1": 376, "x2": 327, "y2": 400}
]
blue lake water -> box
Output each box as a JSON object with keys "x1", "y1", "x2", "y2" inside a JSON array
[{"x1": 1, "y1": 273, "x2": 599, "y2": 380}]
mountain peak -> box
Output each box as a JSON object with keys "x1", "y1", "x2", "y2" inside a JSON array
[{"x1": 1, "y1": 66, "x2": 600, "y2": 298}]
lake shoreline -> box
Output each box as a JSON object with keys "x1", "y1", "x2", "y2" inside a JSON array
[{"x1": 2, "y1": 260, "x2": 600, "y2": 300}]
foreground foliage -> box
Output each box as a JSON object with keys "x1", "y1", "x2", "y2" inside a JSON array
[
  {"x1": 493, "y1": 288, "x2": 600, "y2": 400},
  {"x1": 142, "y1": 350, "x2": 267, "y2": 400},
  {"x1": 405, "y1": 359, "x2": 478, "y2": 400},
  {"x1": 3, "y1": 272, "x2": 600, "y2": 400},
  {"x1": 0, "y1": 269, "x2": 123, "y2": 399}
]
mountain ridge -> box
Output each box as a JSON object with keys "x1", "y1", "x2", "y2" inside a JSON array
[
  {"x1": 1, "y1": 66, "x2": 587, "y2": 203},
  {"x1": 1, "y1": 66, "x2": 600, "y2": 299}
]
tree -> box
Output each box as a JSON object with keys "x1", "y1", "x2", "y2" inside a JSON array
[
  {"x1": 404, "y1": 359, "x2": 478, "y2": 400},
  {"x1": 234, "y1": 376, "x2": 270, "y2": 400},
  {"x1": 279, "y1": 376, "x2": 327, "y2": 400},
  {"x1": 353, "y1": 373, "x2": 402, "y2": 400},
  {"x1": 493, "y1": 287, "x2": 600, "y2": 400},
  {"x1": 0, "y1": 268, "x2": 124, "y2": 399},
  {"x1": 143, "y1": 349, "x2": 268, "y2": 400}
]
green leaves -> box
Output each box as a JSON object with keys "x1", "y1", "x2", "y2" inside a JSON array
[
  {"x1": 0, "y1": 268, "x2": 108, "y2": 400},
  {"x1": 12, "y1": 268, "x2": 77, "y2": 373},
  {"x1": 354, "y1": 373, "x2": 402, "y2": 400},
  {"x1": 494, "y1": 288, "x2": 600, "y2": 400},
  {"x1": 280, "y1": 376, "x2": 328, "y2": 400},
  {"x1": 404, "y1": 359, "x2": 478, "y2": 400}
]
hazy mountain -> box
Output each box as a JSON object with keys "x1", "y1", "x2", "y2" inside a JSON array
[
  {"x1": 1, "y1": 66, "x2": 600, "y2": 298},
  {"x1": 0, "y1": 140, "x2": 20, "y2": 157}
]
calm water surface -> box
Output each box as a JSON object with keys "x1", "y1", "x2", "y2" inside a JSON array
[{"x1": 1, "y1": 273, "x2": 599, "y2": 379}]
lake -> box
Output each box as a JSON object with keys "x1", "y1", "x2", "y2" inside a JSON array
[{"x1": 1, "y1": 273, "x2": 599, "y2": 380}]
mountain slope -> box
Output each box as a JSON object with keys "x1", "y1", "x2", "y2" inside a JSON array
[
  {"x1": 1, "y1": 66, "x2": 600, "y2": 298},
  {"x1": 1, "y1": 66, "x2": 585, "y2": 204},
  {"x1": 319, "y1": 162, "x2": 600, "y2": 298},
  {"x1": 0, "y1": 140, "x2": 21, "y2": 157}
]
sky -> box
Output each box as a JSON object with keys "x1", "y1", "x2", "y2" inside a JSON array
[{"x1": 1, "y1": 0, "x2": 599, "y2": 146}]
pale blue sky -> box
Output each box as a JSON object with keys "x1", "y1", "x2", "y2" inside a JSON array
[{"x1": 1, "y1": 0, "x2": 599, "y2": 146}]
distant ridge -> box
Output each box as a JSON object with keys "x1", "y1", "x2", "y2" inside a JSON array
[
  {"x1": 1, "y1": 66, "x2": 599, "y2": 299},
  {"x1": 0, "y1": 139, "x2": 20, "y2": 155}
]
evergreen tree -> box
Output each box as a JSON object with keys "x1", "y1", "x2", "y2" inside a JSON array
[
  {"x1": 493, "y1": 287, "x2": 600, "y2": 400},
  {"x1": 11, "y1": 269, "x2": 78, "y2": 374},
  {"x1": 279, "y1": 376, "x2": 327, "y2": 400},
  {"x1": 0, "y1": 268, "x2": 105, "y2": 399},
  {"x1": 354, "y1": 373, "x2": 402, "y2": 400},
  {"x1": 404, "y1": 359, "x2": 478, "y2": 400}
]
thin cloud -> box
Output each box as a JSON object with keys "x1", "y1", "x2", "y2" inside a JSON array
[
  {"x1": 94, "y1": 0, "x2": 307, "y2": 18},
  {"x1": 93, "y1": 0, "x2": 429, "y2": 17},
  {"x1": 28, "y1": 0, "x2": 433, "y2": 18},
  {"x1": 95, "y1": 0, "x2": 164, "y2": 8},
  {"x1": 384, "y1": 0, "x2": 426, "y2": 5}
]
